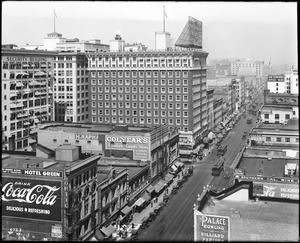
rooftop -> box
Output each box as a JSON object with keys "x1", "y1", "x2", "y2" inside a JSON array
[
  {"x1": 201, "y1": 199, "x2": 299, "y2": 241},
  {"x1": 238, "y1": 156, "x2": 299, "y2": 178}
]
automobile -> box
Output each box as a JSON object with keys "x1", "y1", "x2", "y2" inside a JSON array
[{"x1": 242, "y1": 132, "x2": 248, "y2": 139}]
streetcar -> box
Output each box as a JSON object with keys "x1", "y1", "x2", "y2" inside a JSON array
[{"x1": 211, "y1": 159, "x2": 224, "y2": 176}]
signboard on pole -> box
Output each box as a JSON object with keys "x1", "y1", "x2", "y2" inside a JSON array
[{"x1": 194, "y1": 211, "x2": 230, "y2": 241}]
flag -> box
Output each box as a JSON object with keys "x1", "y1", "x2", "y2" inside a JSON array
[{"x1": 54, "y1": 9, "x2": 57, "y2": 18}]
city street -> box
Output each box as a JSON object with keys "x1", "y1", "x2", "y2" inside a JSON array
[{"x1": 138, "y1": 111, "x2": 259, "y2": 241}]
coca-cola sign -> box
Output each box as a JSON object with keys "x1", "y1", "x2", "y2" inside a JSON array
[{"x1": 2, "y1": 177, "x2": 62, "y2": 222}]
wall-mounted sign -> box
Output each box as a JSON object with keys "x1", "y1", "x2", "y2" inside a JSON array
[
  {"x1": 2, "y1": 177, "x2": 62, "y2": 222},
  {"x1": 105, "y1": 135, "x2": 150, "y2": 161},
  {"x1": 4, "y1": 56, "x2": 48, "y2": 62},
  {"x1": 238, "y1": 175, "x2": 299, "y2": 183},
  {"x1": 75, "y1": 134, "x2": 99, "y2": 140},
  {"x1": 253, "y1": 182, "x2": 299, "y2": 200},
  {"x1": 194, "y1": 212, "x2": 230, "y2": 241},
  {"x1": 2, "y1": 168, "x2": 63, "y2": 178}
]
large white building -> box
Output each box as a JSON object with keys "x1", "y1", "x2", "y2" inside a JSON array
[
  {"x1": 1, "y1": 48, "x2": 57, "y2": 151},
  {"x1": 284, "y1": 69, "x2": 298, "y2": 94},
  {"x1": 155, "y1": 31, "x2": 172, "y2": 51},
  {"x1": 231, "y1": 59, "x2": 264, "y2": 77},
  {"x1": 267, "y1": 70, "x2": 298, "y2": 94}
]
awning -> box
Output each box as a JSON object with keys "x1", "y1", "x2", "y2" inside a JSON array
[
  {"x1": 24, "y1": 122, "x2": 30, "y2": 126},
  {"x1": 16, "y1": 82, "x2": 24, "y2": 87},
  {"x1": 28, "y1": 138, "x2": 36, "y2": 144},
  {"x1": 94, "y1": 229, "x2": 105, "y2": 240},
  {"x1": 179, "y1": 149, "x2": 192, "y2": 155},
  {"x1": 208, "y1": 132, "x2": 215, "y2": 140},
  {"x1": 34, "y1": 71, "x2": 46, "y2": 76},
  {"x1": 203, "y1": 137, "x2": 210, "y2": 144},
  {"x1": 100, "y1": 225, "x2": 115, "y2": 238},
  {"x1": 134, "y1": 197, "x2": 146, "y2": 207},
  {"x1": 121, "y1": 205, "x2": 132, "y2": 216},
  {"x1": 146, "y1": 185, "x2": 155, "y2": 194},
  {"x1": 141, "y1": 194, "x2": 150, "y2": 202},
  {"x1": 164, "y1": 173, "x2": 174, "y2": 183},
  {"x1": 175, "y1": 161, "x2": 184, "y2": 168},
  {"x1": 154, "y1": 180, "x2": 166, "y2": 193}
]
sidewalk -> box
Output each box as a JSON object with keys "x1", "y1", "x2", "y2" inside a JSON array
[{"x1": 131, "y1": 169, "x2": 189, "y2": 225}]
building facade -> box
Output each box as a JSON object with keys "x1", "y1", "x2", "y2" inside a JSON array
[
  {"x1": 1, "y1": 148, "x2": 100, "y2": 241},
  {"x1": 53, "y1": 52, "x2": 90, "y2": 122},
  {"x1": 1, "y1": 48, "x2": 57, "y2": 151},
  {"x1": 86, "y1": 49, "x2": 209, "y2": 143},
  {"x1": 230, "y1": 60, "x2": 264, "y2": 77},
  {"x1": 284, "y1": 69, "x2": 298, "y2": 94},
  {"x1": 261, "y1": 90, "x2": 298, "y2": 123},
  {"x1": 267, "y1": 74, "x2": 285, "y2": 93}
]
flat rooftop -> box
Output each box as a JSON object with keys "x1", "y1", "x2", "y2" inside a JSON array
[
  {"x1": 38, "y1": 122, "x2": 155, "y2": 136},
  {"x1": 202, "y1": 199, "x2": 299, "y2": 241},
  {"x1": 238, "y1": 157, "x2": 299, "y2": 178}
]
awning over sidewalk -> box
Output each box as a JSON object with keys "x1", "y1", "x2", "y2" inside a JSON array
[
  {"x1": 134, "y1": 197, "x2": 146, "y2": 207},
  {"x1": 165, "y1": 173, "x2": 174, "y2": 181},
  {"x1": 146, "y1": 185, "x2": 155, "y2": 194},
  {"x1": 175, "y1": 161, "x2": 184, "y2": 168},
  {"x1": 141, "y1": 194, "x2": 150, "y2": 202},
  {"x1": 179, "y1": 149, "x2": 192, "y2": 155},
  {"x1": 94, "y1": 229, "x2": 105, "y2": 240},
  {"x1": 154, "y1": 179, "x2": 166, "y2": 193},
  {"x1": 121, "y1": 205, "x2": 133, "y2": 216},
  {"x1": 100, "y1": 225, "x2": 115, "y2": 238}
]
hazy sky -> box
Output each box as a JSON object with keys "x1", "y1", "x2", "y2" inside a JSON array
[{"x1": 2, "y1": 1, "x2": 298, "y2": 66}]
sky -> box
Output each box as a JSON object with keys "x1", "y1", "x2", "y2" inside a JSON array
[{"x1": 2, "y1": 1, "x2": 298, "y2": 67}]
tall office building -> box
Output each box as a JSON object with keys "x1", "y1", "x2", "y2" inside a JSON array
[
  {"x1": 86, "y1": 16, "x2": 209, "y2": 144},
  {"x1": 53, "y1": 52, "x2": 90, "y2": 122},
  {"x1": 1, "y1": 48, "x2": 57, "y2": 151}
]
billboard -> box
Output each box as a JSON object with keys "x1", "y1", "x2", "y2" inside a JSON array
[
  {"x1": 194, "y1": 212, "x2": 230, "y2": 241},
  {"x1": 253, "y1": 182, "x2": 299, "y2": 200},
  {"x1": 105, "y1": 135, "x2": 151, "y2": 161},
  {"x1": 2, "y1": 177, "x2": 62, "y2": 222}
]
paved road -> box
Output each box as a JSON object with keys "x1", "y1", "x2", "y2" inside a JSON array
[{"x1": 138, "y1": 112, "x2": 259, "y2": 241}]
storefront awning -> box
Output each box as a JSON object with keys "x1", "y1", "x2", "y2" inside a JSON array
[
  {"x1": 121, "y1": 205, "x2": 132, "y2": 216},
  {"x1": 100, "y1": 225, "x2": 115, "y2": 238},
  {"x1": 94, "y1": 229, "x2": 105, "y2": 240},
  {"x1": 179, "y1": 149, "x2": 192, "y2": 155},
  {"x1": 203, "y1": 137, "x2": 210, "y2": 144},
  {"x1": 165, "y1": 173, "x2": 174, "y2": 182},
  {"x1": 134, "y1": 197, "x2": 145, "y2": 207},
  {"x1": 175, "y1": 161, "x2": 184, "y2": 168},
  {"x1": 146, "y1": 185, "x2": 155, "y2": 194},
  {"x1": 154, "y1": 180, "x2": 166, "y2": 193},
  {"x1": 171, "y1": 164, "x2": 178, "y2": 172},
  {"x1": 141, "y1": 194, "x2": 150, "y2": 202}
]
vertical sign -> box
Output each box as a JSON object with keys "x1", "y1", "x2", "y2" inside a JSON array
[{"x1": 194, "y1": 211, "x2": 230, "y2": 241}]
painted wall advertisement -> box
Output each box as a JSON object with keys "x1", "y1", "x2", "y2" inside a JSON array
[
  {"x1": 253, "y1": 182, "x2": 299, "y2": 200},
  {"x1": 105, "y1": 135, "x2": 150, "y2": 161},
  {"x1": 194, "y1": 212, "x2": 230, "y2": 241},
  {"x1": 2, "y1": 177, "x2": 62, "y2": 222}
]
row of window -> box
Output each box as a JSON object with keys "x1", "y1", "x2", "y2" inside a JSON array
[
  {"x1": 91, "y1": 101, "x2": 189, "y2": 109},
  {"x1": 265, "y1": 137, "x2": 299, "y2": 143},
  {"x1": 92, "y1": 109, "x2": 189, "y2": 117},
  {"x1": 91, "y1": 86, "x2": 189, "y2": 94},
  {"x1": 91, "y1": 94, "x2": 189, "y2": 102},
  {"x1": 91, "y1": 78, "x2": 189, "y2": 86},
  {"x1": 91, "y1": 116, "x2": 189, "y2": 126},
  {"x1": 91, "y1": 70, "x2": 188, "y2": 78},
  {"x1": 264, "y1": 114, "x2": 291, "y2": 119},
  {"x1": 2, "y1": 62, "x2": 51, "y2": 69}
]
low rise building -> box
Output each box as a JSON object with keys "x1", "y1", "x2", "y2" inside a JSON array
[
  {"x1": 248, "y1": 121, "x2": 299, "y2": 148},
  {"x1": 2, "y1": 146, "x2": 100, "y2": 241},
  {"x1": 37, "y1": 122, "x2": 179, "y2": 181},
  {"x1": 193, "y1": 144, "x2": 299, "y2": 241}
]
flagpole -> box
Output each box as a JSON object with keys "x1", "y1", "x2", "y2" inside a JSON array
[
  {"x1": 54, "y1": 9, "x2": 56, "y2": 32},
  {"x1": 163, "y1": 6, "x2": 165, "y2": 32}
]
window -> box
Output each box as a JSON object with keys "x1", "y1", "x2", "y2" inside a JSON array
[
  {"x1": 285, "y1": 114, "x2": 290, "y2": 120},
  {"x1": 276, "y1": 137, "x2": 282, "y2": 142},
  {"x1": 266, "y1": 137, "x2": 271, "y2": 142},
  {"x1": 285, "y1": 138, "x2": 290, "y2": 142},
  {"x1": 264, "y1": 114, "x2": 269, "y2": 119}
]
